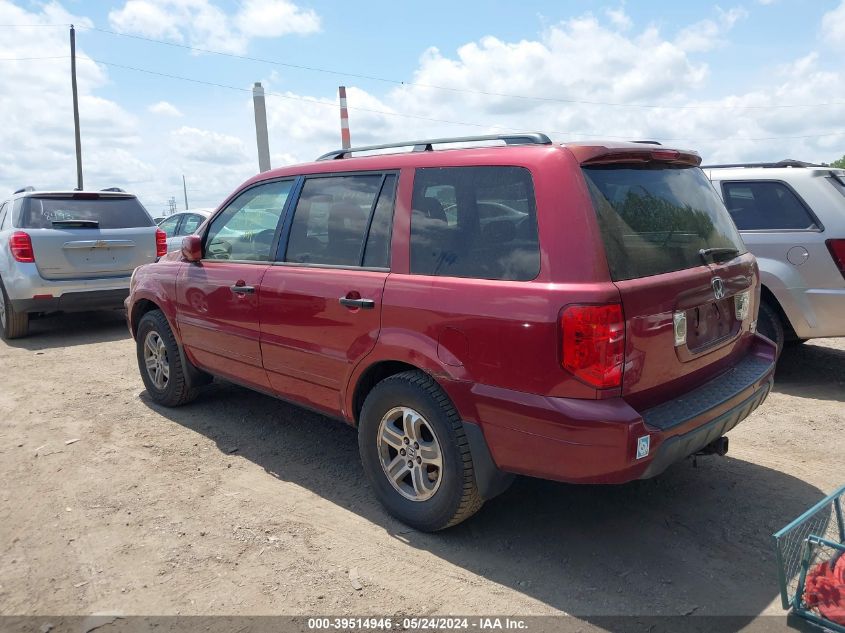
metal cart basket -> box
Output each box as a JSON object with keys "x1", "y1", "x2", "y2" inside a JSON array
[{"x1": 773, "y1": 484, "x2": 845, "y2": 632}]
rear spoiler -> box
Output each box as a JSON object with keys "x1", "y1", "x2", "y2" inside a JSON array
[{"x1": 568, "y1": 146, "x2": 701, "y2": 167}]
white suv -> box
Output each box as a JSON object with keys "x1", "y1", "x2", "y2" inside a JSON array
[{"x1": 706, "y1": 161, "x2": 845, "y2": 353}]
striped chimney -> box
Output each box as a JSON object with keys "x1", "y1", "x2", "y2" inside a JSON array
[{"x1": 339, "y1": 85, "x2": 351, "y2": 149}]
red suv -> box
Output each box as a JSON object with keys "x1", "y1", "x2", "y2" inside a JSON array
[{"x1": 126, "y1": 134, "x2": 776, "y2": 531}]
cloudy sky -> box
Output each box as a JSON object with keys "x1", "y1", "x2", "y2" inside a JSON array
[{"x1": 1, "y1": 0, "x2": 844, "y2": 214}]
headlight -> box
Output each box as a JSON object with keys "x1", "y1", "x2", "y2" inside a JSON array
[{"x1": 734, "y1": 290, "x2": 751, "y2": 321}]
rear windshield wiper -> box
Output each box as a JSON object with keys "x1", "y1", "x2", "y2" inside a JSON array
[
  {"x1": 699, "y1": 247, "x2": 739, "y2": 264},
  {"x1": 51, "y1": 219, "x2": 100, "y2": 228}
]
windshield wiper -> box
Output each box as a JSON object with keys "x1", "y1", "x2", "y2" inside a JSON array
[
  {"x1": 51, "y1": 219, "x2": 100, "y2": 228},
  {"x1": 699, "y1": 247, "x2": 739, "y2": 264}
]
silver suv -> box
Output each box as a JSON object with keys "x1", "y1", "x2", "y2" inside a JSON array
[
  {"x1": 706, "y1": 161, "x2": 845, "y2": 353},
  {"x1": 0, "y1": 188, "x2": 163, "y2": 339}
]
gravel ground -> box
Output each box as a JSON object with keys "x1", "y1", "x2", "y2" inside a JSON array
[{"x1": 0, "y1": 311, "x2": 842, "y2": 624}]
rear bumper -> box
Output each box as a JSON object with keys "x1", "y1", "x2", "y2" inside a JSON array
[
  {"x1": 4, "y1": 262, "x2": 131, "y2": 313},
  {"x1": 11, "y1": 288, "x2": 129, "y2": 313},
  {"x1": 448, "y1": 334, "x2": 776, "y2": 485}
]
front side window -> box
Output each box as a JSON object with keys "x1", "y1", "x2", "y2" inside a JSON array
[
  {"x1": 722, "y1": 181, "x2": 817, "y2": 231},
  {"x1": 285, "y1": 174, "x2": 385, "y2": 267},
  {"x1": 158, "y1": 215, "x2": 180, "y2": 238},
  {"x1": 205, "y1": 180, "x2": 293, "y2": 261},
  {"x1": 410, "y1": 166, "x2": 540, "y2": 281}
]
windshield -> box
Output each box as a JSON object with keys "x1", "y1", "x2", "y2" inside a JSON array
[
  {"x1": 21, "y1": 196, "x2": 154, "y2": 229},
  {"x1": 582, "y1": 165, "x2": 747, "y2": 281}
]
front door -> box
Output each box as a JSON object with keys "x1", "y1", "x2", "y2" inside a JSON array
[
  {"x1": 176, "y1": 179, "x2": 294, "y2": 389},
  {"x1": 260, "y1": 172, "x2": 397, "y2": 416}
]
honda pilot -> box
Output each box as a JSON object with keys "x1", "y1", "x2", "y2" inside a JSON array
[{"x1": 125, "y1": 134, "x2": 777, "y2": 531}]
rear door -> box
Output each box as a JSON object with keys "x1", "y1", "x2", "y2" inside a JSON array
[
  {"x1": 581, "y1": 159, "x2": 757, "y2": 410},
  {"x1": 21, "y1": 193, "x2": 157, "y2": 280},
  {"x1": 259, "y1": 172, "x2": 396, "y2": 416},
  {"x1": 176, "y1": 180, "x2": 294, "y2": 389}
]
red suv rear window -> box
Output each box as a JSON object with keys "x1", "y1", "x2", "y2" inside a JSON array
[{"x1": 582, "y1": 165, "x2": 746, "y2": 281}]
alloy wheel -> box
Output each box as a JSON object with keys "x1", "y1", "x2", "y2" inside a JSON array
[
  {"x1": 376, "y1": 406, "x2": 443, "y2": 502},
  {"x1": 143, "y1": 330, "x2": 170, "y2": 390}
]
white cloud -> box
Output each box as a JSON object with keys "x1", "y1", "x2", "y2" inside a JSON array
[
  {"x1": 675, "y1": 6, "x2": 748, "y2": 53},
  {"x1": 235, "y1": 0, "x2": 320, "y2": 38},
  {"x1": 605, "y1": 7, "x2": 632, "y2": 31},
  {"x1": 0, "y1": 0, "x2": 148, "y2": 194},
  {"x1": 108, "y1": 0, "x2": 321, "y2": 54},
  {"x1": 148, "y1": 101, "x2": 183, "y2": 117},
  {"x1": 822, "y1": 0, "x2": 845, "y2": 50}
]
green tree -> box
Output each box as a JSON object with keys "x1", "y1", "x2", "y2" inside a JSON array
[{"x1": 832, "y1": 155, "x2": 845, "y2": 169}]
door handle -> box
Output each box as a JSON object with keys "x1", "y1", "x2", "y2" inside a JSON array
[
  {"x1": 230, "y1": 284, "x2": 255, "y2": 294},
  {"x1": 339, "y1": 297, "x2": 375, "y2": 309}
]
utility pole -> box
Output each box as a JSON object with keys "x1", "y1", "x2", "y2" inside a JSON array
[
  {"x1": 252, "y1": 82, "x2": 271, "y2": 172},
  {"x1": 182, "y1": 174, "x2": 189, "y2": 210},
  {"x1": 339, "y1": 86, "x2": 351, "y2": 149},
  {"x1": 70, "y1": 25, "x2": 83, "y2": 190}
]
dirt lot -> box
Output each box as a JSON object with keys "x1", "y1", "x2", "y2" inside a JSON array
[{"x1": 0, "y1": 312, "x2": 843, "y2": 624}]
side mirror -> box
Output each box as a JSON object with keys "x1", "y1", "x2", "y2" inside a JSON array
[{"x1": 181, "y1": 235, "x2": 203, "y2": 263}]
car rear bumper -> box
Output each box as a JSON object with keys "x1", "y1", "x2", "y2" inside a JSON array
[
  {"x1": 4, "y1": 262, "x2": 131, "y2": 313},
  {"x1": 11, "y1": 288, "x2": 130, "y2": 313},
  {"x1": 447, "y1": 333, "x2": 776, "y2": 485}
]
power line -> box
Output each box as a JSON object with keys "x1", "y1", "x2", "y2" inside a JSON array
[
  {"x1": 90, "y1": 58, "x2": 845, "y2": 143},
  {"x1": 0, "y1": 56, "x2": 67, "y2": 61},
  {"x1": 80, "y1": 25, "x2": 845, "y2": 112}
]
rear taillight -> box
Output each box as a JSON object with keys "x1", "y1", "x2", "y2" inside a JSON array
[
  {"x1": 155, "y1": 228, "x2": 167, "y2": 257},
  {"x1": 561, "y1": 303, "x2": 625, "y2": 389},
  {"x1": 827, "y1": 239, "x2": 845, "y2": 279},
  {"x1": 9, "y1": 231, "x2": 34, "y2": 263}
]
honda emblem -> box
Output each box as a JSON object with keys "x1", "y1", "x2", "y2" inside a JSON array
[{"x1": 712, "y1": 277, "x2": 725, "y2": 300}]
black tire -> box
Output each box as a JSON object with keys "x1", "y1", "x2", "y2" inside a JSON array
[
  {"x1": 358, "y1": 370, "x2": 483, "y2": 531},
  {"x1": 757, "y1": 300, "x2": 784, "y2": 357},
  {"x1": 136, "y1": 309, "x2": 199, "y2": 406},
  {"x1": 0, "y1": 278, "x2": 29, "y2": 340}
]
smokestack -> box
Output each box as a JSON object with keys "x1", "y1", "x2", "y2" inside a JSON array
[
  {"x1": 252, "y1": 82, "x2": 271, "y2": 172},
  {"x1": 339, "y1": 86, "x2": 351, "y2": 149}
]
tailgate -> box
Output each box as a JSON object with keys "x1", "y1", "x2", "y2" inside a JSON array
[
  {"x1": 615, "y1": 255, "x2": 758, "y2": 410},
  {"x1": 21, "y1": 194, "x2": 157, "y2": 280},
  {"x1": 30, "y1": 227, "x2": 157, "y2": 280},
  {"x1": 580, "y1": 155, "x2": 758, "y2": 410}
]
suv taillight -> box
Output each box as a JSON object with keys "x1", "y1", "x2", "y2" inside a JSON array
[
  {"x1": 155, "y1": 228, "x2": 167, "y2": 257},
  {"x1": 9, "y1": 231, "x2": 34, "y2": 263},
  {"x1": 561, "y1": 304, "x2": 625, "y2": 389},
  {"x1": 827, "y1": 239, "x2": 845, "y2": 279}
]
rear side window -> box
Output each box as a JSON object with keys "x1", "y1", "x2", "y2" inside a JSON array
[
  {"x1": 722, "y1": 181, "x2": 818, "y2": 230},
  {"x1": 410, "y1": 166, "x2": 540, "y2": 281},
  {"x1": 285, "y1": 174, "x2": 393, "y2": 267},
  {"x1": 21, "y1": 196, "x2": 154, "y2": 229},
  {"x1": 583, "y1": 165, "x2": 746, "y2": 281},
  {"x1": 0, "y1": 202, "x2": 7, "y2": 229}
]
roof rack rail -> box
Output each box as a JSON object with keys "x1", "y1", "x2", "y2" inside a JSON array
[
  {"x1": 100, "y1": 187, "x2": 126, "y2": 192},
  {"x1": 703, "y1": 159, "x2": 821, "y2": 169},
  {"x1": 316, "y1": 132, "x2": 552, "y2": 161},
  {"x1": 632, "y1": 140, "x2": 662, "y2": 146},
  {"x1": 13, "y1": 186, "x2": 35, "y2": 194}
]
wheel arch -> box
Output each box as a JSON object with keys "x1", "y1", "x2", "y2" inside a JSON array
[{"x1": 760, "y1": 283, "x2": 799, "y2": 340}]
